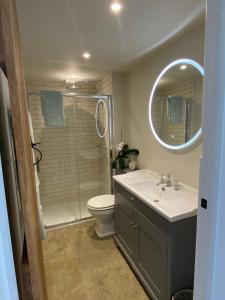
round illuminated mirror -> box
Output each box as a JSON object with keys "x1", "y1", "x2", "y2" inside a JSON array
[{"x1": 149, "y1": 59, "x2": 204, "y2": 151}]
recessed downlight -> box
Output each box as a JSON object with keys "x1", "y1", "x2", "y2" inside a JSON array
[
  {"x1": 180, "y1": 65, "x2": 187, "y2": 70},
  {"x1": 110, "y1": 2, "x2": 122, "y2": 13},
  {"x1": 83, "y1": 52, "x2": 91, "y2": 60}
]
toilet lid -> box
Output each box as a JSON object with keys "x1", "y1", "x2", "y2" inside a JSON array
[{"x1": 88, "y1": 195, "x2": 115, "y2": 209}]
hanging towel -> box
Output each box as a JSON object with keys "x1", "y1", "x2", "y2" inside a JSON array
[
  {"x1": 168, "y1": 96, "x2": 183, "y2": 123},
  {"x1": 41, "y1": 90, "x2": 64, "y2": 126}
]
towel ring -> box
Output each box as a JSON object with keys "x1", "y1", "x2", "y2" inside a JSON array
[
  {"x1": 95, "y1": 99, "x2": 108, "y2": 138},
  {"x1": 32, "y1": 142, "x2": 43, "y2": 165}
]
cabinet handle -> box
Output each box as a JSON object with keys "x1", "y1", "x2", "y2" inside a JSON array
[
  {"x1": 129, "y1": 221, "x2": 134, "y2": 226},
  {"x1": 132, "y1": 224, "x2": 139, "y2": 229}
]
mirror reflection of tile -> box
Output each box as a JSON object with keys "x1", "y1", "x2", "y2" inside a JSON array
[{"x1": 152, "y1": 76, "x2": 202, "y2": 146}]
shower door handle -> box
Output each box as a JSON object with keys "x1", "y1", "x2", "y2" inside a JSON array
[{"x1": 95, "y1": 99, "x2": 108, "y2": 138}]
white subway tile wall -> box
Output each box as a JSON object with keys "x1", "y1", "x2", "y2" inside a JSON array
[
  {"x1": 99, "y1": 73, "x2": 113, "y2": 95},
  {"x1": 28, "y1": 81, "x2": 111, "y2": 225},
  {"x1": 99, "y1": 73, "x2": 113, "y2": 196}
]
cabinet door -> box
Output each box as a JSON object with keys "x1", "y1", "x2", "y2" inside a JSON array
[
  {"x1": 115, "y1": 194, "x2": 137, "y2": 259},
  {"x1": 135, "y1": 210, "x2": 167, "y2": 300}
]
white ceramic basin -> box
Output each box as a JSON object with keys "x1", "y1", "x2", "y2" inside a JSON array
[
  {"x1": 113, "y1": 169, "x2": 198, "y2": 222},
  {"x1": 130, "y1": 181, "x2": 162, "y2": 199}
]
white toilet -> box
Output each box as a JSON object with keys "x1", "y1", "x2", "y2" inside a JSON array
[{"x1": 87, "y1": 194, "x2": 115, "y2": 238}]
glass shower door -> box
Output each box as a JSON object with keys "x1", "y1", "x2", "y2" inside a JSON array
[
  {"x1": 29, "y1": 92, "x2": 112, "y2": 226},
  {"x1": 74, "y1": 96, "x2": 112, "y2": 219}
]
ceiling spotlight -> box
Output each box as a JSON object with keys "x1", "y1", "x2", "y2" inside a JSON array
[
  {"x1": 71, "y1": 81, "x2": 76, "y2": 89},
  {"x1": 110, "y1": 2, "x2": 122, "y2": 13},
  {"x1": 83, "y1": 52, "x2": 91, "y2": 59},
  {"x1": 180, "y1": 65, "x2": 187, "y2": 70}
]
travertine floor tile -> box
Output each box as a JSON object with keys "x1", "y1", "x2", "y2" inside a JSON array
[{"x1": 42, "y1": 220, "x2": 149, "y2": 300}]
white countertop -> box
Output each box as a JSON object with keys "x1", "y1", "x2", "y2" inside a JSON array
[{"x1": 113, "y1": 169, "x2": 198, "y2": 222}]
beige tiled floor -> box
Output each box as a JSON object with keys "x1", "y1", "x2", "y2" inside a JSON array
[{"x1": 42, "y1": 220, "x2": 149, "y2": 300}]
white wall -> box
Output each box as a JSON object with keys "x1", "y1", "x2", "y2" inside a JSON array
[{"x1": 126, "y1": 24, "x2": 205, "y2": 188}]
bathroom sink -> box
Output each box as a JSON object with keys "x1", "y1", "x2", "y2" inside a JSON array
[
  {"x1": 113, "y1": 169, "x2": 198, "y2": 221},
  {"x1": 129, "y1": 180, "x2": 162, "y2": 199},
  {"x1": 156, "y1": 196, "x2": 196, "y2": 214},
  {"x1": 130, "y1": 181, "x2": 196, "y2": 214}
]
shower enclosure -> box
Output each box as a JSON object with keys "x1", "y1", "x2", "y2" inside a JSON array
[{"x1": 29, "y1": 92, "x2": 113, "y2": 227}]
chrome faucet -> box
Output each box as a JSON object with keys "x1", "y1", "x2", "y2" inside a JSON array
[
  {"x1": 166, "y1": 174, "x2": 173, "y2": 187},
  {"x1": 157, "y1": 175, "x2": 166, "y2": 185},
  {"x1": 157, "y1": 173, "x2": 180, "y2": 190}
]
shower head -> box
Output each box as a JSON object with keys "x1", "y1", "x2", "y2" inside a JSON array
[{"x1": 64, "y1": 80, "x2": 99, "y2": 92}]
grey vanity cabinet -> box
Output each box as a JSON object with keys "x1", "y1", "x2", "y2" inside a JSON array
[
  {"x1": 116, "y1": 193, "x2": 138, "y2": 258},
  {"x1": 135, "y1": 209, "x2": 167, "y2": 299},
  {"x1": 114, "y1": 182, "x2": 197, "y2": 300}
]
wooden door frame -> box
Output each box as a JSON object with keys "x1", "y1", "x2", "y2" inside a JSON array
[{"x1": 0, "y1": 0, "x2": 47, "y2": 299}]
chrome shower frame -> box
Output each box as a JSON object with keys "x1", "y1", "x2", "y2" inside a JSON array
[{"x1": 28, "y1": 91, "x2": 114, "y2": 194}]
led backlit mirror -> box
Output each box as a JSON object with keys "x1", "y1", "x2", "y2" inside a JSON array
[{"x1": 149, "y1": 59, "x2": 204, "y2": 151}]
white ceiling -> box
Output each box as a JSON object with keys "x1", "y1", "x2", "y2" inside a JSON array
[{"x1": 15, "y1": 0, "x2": 205, "y2": 82}]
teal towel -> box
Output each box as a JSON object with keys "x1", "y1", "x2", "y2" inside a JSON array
[
  {"x1": 41, "y1": 91, "x2": 64, "y2": 126},
  {"x1": 168, "y1": 96, "x2": 183, "y2": 123}
]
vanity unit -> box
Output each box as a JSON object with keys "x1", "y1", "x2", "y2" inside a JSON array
[
  {"x1": 113, "y1": 170, "x2": 197, "y2": 300},
  {"x1": 112, "y1": 58, "x2": 202, "y2": 299}
]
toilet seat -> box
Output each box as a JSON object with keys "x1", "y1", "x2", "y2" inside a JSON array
[{"x1": 87, "y1": 195, "x2": 115, "y2": 210}]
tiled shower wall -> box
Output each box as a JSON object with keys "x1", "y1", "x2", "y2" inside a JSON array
[
  {"x1": 153, "y1": 78, "x2": 202, "y2": 145},
  {"x1": 99, "y1": 73, "x2": 113, "y2": 95},
  {"x1": 99, "y1": 73, "x2": 113, "y2": 194},
  {"x1": 28, "y1": 81, "x2": 111, "y2": 219}
]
